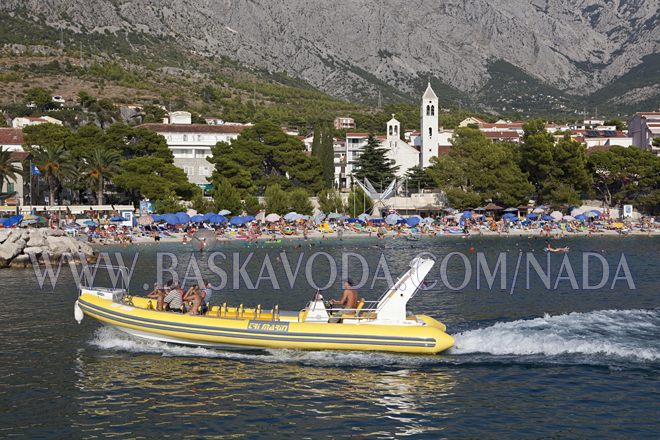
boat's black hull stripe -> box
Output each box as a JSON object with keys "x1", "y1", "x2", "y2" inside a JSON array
[
  {"x1": 78, "y1": 298, "x2": 436, "y2": 343},
  {"x1": 78, "y1": 301, "x2": 436, "y2": 348}
]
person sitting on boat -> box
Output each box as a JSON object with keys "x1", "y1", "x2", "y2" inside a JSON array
[
  {"x1": 146, "y1": 282, "x2": 166, "y2": 311},
  {"x1": 201, "y1": 280, "x2": 212, "y2": 310},
  {"x1": 183, "y1": 284, "x2": 203, "y2": 315},
  {"x1": 163, "y1": 281, "x2": 185, "y2": 312},
  {"x1": 330, "y1": 279, "x2": 358, "y2": 309}
]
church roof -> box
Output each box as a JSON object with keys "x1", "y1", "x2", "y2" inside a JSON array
[{"x1": 422, "y1": 82, "x2": 438, "y2": 101}]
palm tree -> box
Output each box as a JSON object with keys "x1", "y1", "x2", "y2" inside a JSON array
[
  {"x1": 31, "y1": 144, "x2": 77, "y2": 206},
  {"x1": 83, "y1": 147, "x2": 121, "y2": 205},
  {"x1": 0, "y1": 146, "x2": 21, "y2": 195}
]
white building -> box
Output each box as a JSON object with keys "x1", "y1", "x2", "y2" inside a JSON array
[
  {"x1": 12, "y1": 116, "x2": 63, "y2": 128},
  {"x1": 419, "y1": 83, "x2": 440, "y2": 168},
  {"x1": 140, "y1": 112, "x2": 252, "y2": 187},
  {"x1": 628, "y1": 112, "x2": 660, "y2": 155},
  {"x1": 384, "y1": 115, "x2": 424, "y2": 176}
]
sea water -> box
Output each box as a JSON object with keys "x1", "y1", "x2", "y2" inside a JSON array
[{"x1": 0, "y1": 236, "x2": 658, "y2": 438}]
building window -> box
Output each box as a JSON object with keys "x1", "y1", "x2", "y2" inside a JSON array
[
  {"x1": 428, "y1": 127, "x2": 432, "y2": 138},
  {"x1": 6, "y1": 182, "x2": 14, "y2": 193},
  {"x1": 431, "y1": 105, "x2": 435, "y2": 116},
  {"x1": 394, "y1": 125, "x2": 398, "y2": 135},
  {"x1": 199, "y1": 166, "x2": 210, "y2": 177},
  {"x1": 389, "y1": 125, "x2": 393, "y2": 135},
  {"x1": 426, "y1": 105, "x2": 430, "y2": 116},
  {"x1": 197, "y1": 135, "x2": 202, "y2": 142},
  {"x1": 183, "y1": 134, "x2": 188, "y2": 141},
  {"x1": 183, "y1": 166, "x2": 194, "y2": 176}
]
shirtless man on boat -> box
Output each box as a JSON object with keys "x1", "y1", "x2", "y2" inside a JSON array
[{"x1": 330, "y1": 279, "x2": 358, "y2": 309}]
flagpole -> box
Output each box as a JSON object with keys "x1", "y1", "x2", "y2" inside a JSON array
[{"x1": 29, "y1": 160, "x2": 33, "y2": 208}]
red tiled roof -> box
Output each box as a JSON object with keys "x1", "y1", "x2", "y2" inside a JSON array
[
  {"x1": 483, "y1": 131, "x2": 520, "y2": 138},
  {"x1": 9, "y1": 151, "x2": 29, "y2": 161},
  {"x1": 138, "y1": 123, "x2": 250, "y2": 134},
  {"x1": 346, "y1": 132, "x2": 370, "y2": 137},
  {"x1": 0, "y1": 128, "x2": 24, "y2": 145}
]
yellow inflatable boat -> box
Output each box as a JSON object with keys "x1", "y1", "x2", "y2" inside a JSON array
[{"x1": 75, "y1": 257, "x2": 454, "y2": 354}]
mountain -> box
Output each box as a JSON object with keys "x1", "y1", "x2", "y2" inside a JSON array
[{"x1": 0, "y1": 0, "x2": 658, "y2": 115}]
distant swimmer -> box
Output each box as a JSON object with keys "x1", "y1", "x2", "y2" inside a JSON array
[{"x1": 545, "y1": 240, "x2": 569, "y2": 253}]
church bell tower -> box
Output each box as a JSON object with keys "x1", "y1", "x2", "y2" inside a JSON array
[{"x1": 420, "y1": 82, "x2": 439, "y2": 168}]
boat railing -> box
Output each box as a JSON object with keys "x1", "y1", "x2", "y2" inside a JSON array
[{"x1": 78, "y1": 263, "x2": 130, "y2": 293}]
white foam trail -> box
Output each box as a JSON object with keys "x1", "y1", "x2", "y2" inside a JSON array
[{"x1": 452, "y1": 309, "x2": 660, "y2": 361}]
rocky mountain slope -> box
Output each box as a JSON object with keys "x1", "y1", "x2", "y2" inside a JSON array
[{"x1": 1, "y1": 0, "x2": 658, "y2": 112}]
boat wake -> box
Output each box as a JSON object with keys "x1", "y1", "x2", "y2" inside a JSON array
[
  {"x1": 88, "y1": 309, "x2": 660, "y2": 368},
  {"x1": 452, "y1": 309, "x2": 660, "y2": 363}
]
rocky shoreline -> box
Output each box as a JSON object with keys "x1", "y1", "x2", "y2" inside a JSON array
[{"x1": 0, "y1": 229, "x2": 95, "y2": 268}]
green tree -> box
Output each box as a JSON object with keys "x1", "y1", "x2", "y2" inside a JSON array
[
  {"x1": 426, "y1": 128, "x2": 533, "y2": 208},
  {"x1": 289, "y1": 188, "x2": 313, "y2": 214},
  {"x1": 317, "y1": 188, "x2": 344, "y2": 213},
  {"x1": 104, "y1": 124, "x2": 173, "y2": 162},
  {"x1": 212, "y1": 178, "x2": 242, "y2": 214},
  {"x1": 520, "y1": 119, "x2": 555, "y2": 198},
  {"x1": 0, "y1": 146, "x2": 21, "y2": 195},
  {"x1": 353, "y1": 134, "x2": 399, "y2": 189},
  {"x1": 404, "y1": 165, "x2": 434, "y2": 194},
  {"x1": 142, "y1": 104, "x2": 168, "y2": 124},
  {"x1": 30, "y1": 144, "x2": 77, "y2": 206},
  {"x1": 23, "y1": 123, "x2": 72, "y2": 150},
  {"x1": 191, "y1": 191, "x2": 215, "y2": 214},
  {"x1": 113, "y1": 156, "x2": 196, "y2": 203},
  {"x1": 311, "y1": 125, "x2": 321, "y2": 156},
  {"x1": 23, "y1": 87, "x2": 52, "y2": 110},
  {"x1": 208, "y1": 121, "x2": 323, "y2": 195},
  {"x1": 155, "y1": 190, "x2": 185, "y2": 214},
  {"x1": 347, "y1": 185, "x2": 373, "y2": 217},
  {"x1": 604, "y1": 119, "x2": 625, "y2": 131},
  {"x1": 653, "y1": 137, "x2": 660, "y2": 148},
  {"x1": 242, "y1": 194, "x2": 262, "y2": 215},
  {"x1": 83, "y1": 146, "x2": 121, "y2": 205},
  {"x1": 264, "y1": 184, "x2": 290, "y2": 214},
  {"x1": 319, "y1": 124, "x2": 335, "y2": 188},
  {"x1": 588, "y1": 146, "x2": 660, "y2": 214}
]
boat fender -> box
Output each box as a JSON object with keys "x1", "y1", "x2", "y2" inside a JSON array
[{"x1": 74, "y1": 300, "x2": 84, "y2": 324}]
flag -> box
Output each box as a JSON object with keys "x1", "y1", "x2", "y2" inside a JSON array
[{"x1": 31, "y1": 164, "x2": 41, "y2": 175}]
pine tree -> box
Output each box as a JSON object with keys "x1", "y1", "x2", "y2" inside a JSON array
[
  {"x1": 320, "y1": 124, "x2": 335, "y2": 188},
  {"x1": 311, "y1": 125, "x2": 321, "y2": 157},
  {"x1": 353, "y1": 134, "x2": 399, "y2": 190}
]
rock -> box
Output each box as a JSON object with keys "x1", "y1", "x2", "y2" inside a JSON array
[
  {"x1": 0, "y1": 241, "x2": 22, "y2": 266},
  {"x1": 13, "y1": 238, "x2": 26, "y2": 251},
  {"x1": 47, "y1": 229, "x2": 66, "y2": 237},
  {"x1": 0, "y1": 230, "x2": 9, "y2": 243},
  {"x1": 46, "y1": 236, "x2": 72, "y2": 254},
  {"x1": 23, "y1": 246, "x2": 44, "y2": 255},
  {"x1": 77, "y1": 241, "x2": 94, "y2": 257},
  {"x1": 9, "y1": 254, "x2": 31, "y2": 268},
  {"x1": 27, "y1": 233, "x2": 47, "y2": 247}
]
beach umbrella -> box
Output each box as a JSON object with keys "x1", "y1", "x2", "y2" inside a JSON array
[
  {"x1": 110, "y1": 215, "x2": 128, "y2": 222},
  {"x1": 313, "y1": 213, "x2": 326, "y2": 225},
  {"x1": 584, "y1": 211, "x2": 598, "y2": 218},
  {"x1": 385, "y1": 213, "x2": 401, "y2": 225},
  {"x1": 218, "y1": 209, "x2": 231, "y2": 216},
  {"x1": 575, "y1": 214, "x2": 587, "y2": 221},
  {"x1": 190, "y1": 214, "x2": 205, "y2": 223},
  {"x1": 175, "y1": 212, "x2": 190, "y2": 224},
  {"x1": 563, "y1": 215, "x2": 575, "y2": 222},
  {"x1": 327, "y1": 212, "x2": 343, "y2": 220},
  {"x1": 138, "y1": 215, "x2": 153, "y2": 225},
  {"x1": 162, "y1": 213, "x2": 179, "y2": 225},
  {"x1": 570, "y1": 208, "x2": 585, "y2": 217},
  {"x1": 532, "y1": 207, "x2": 545, "y2": 214},
  {"x1": 186, "y1": 208, "x2": 197, "y2": 216},
  {"x1": 503, "y1": 207, "x2": 518, "y2": 212},
  {"x1": 202, "y1": 212, "x2": 214, "y2": 221},
  {"x1": 550, "y1": 211, "x2": 563, "y2": 220},
  {"x1": 484, "y1": 203, "x2": 503, "y2": 211},
  {"x1": 230, "y1": 216, "x2": 247, "y2": 226},
  {"x1": 473, "y1": 207, "x2": 486, "y2": 212},
  {"x1": 255, "y1": 211, "x2": 266, "y2": 222},
  {"x1": 590, "y1": 209, "x2": 602, "y2": 216},
  {"x1": 526, "y1": 213, "x2": 538, "y2": 220},
  {"x1": 370, "y1": 218, "x2": 384, "y2": 224},
  {"x1": 301, "y1": 215, "x2": 311, "y2": 220},
  {"x1": 357, "y1": 213, "x2": 370, "y2": 221},
  {"x1": 284, "y1": 212, "x2": 302, "y2": 222},
  {"x1": 208, "y1": 214, "x2": 226, "y2": 224},
  {"x1": 84, "y1": 220, "x2": 98, "y2": 227},
  {"x1": 265, "y1": 213, "x2": 281, "y2": 222},
  {"x1": 542, "y1": 215, "x2": 555, "y2": 221},
  {"x1": 421, "y1": 217, "x2": 435, "y2": 224},
  {"x1": 461, "y1": 211, "x2": 473, "y2": 219},
  {"x1": 243, "y1": 215, "x2": 256, "y2": 222},
  {"x1": 346, "y1": 218, "x2": 359, "y2": 223},
  {"x1": 405, "y1": 217, "x2": 421, "y2": 227},
  {"x1": 502, "y1": 213, "x2": 518, "y2": 222}
]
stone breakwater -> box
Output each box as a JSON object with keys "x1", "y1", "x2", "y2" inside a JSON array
[{"x1": 0, "y1": 229, "x2": 95, "y2": 268}]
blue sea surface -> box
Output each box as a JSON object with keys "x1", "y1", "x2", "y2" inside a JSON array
[{"x1": 0, "y1": 236, "x2": 658, "y2": 438}]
